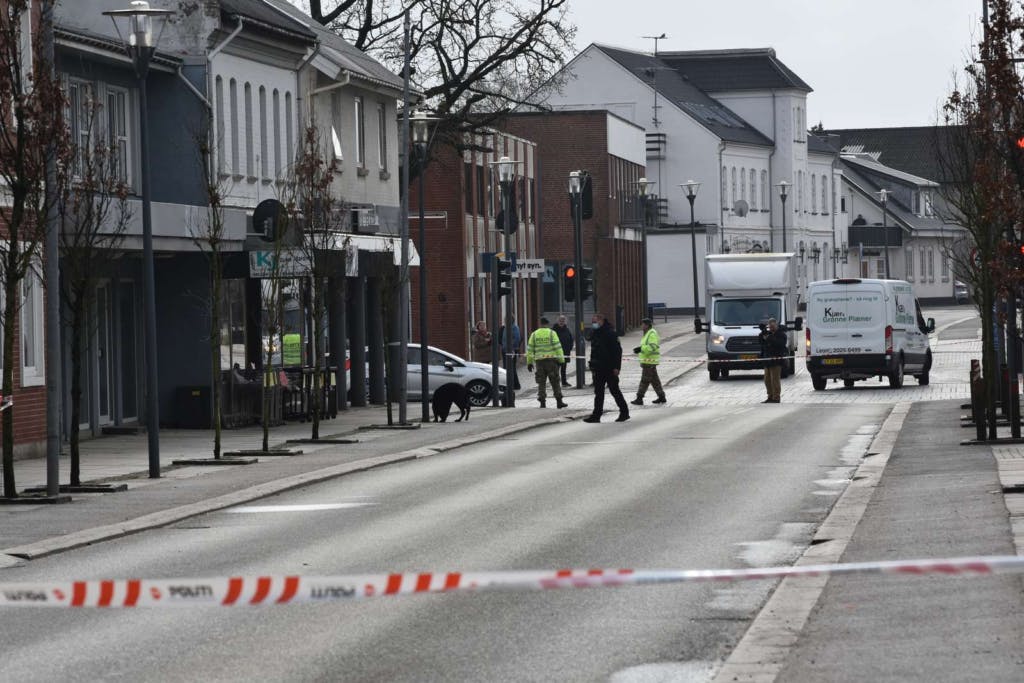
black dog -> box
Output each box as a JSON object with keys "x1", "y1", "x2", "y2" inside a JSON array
[{"x1": 432, "y1": 383, "x2": 471, "y2": 422}]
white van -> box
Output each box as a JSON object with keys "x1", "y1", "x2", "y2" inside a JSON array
[{"x1": 805, "y1": 278, "x2": 934, "y2": 390}]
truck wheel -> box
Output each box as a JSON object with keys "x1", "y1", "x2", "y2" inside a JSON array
[
  {"x1": 843, "y1": 378, "x2": 855, "y2": 388},
  {"x1": 709, "y1": 366, "x2": 721, "y2": 381},
  {"x1": 888, "y1": 357, "x2": 904, "y2": 389},
  {"x1": 811, "y1": 374, "x2": 827, "y2": 391}
]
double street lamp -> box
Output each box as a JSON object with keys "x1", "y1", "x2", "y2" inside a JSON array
[
  {"x1": 681, "y1": 180, "x2": 701, "y2": 320},
  {"x1": 411, "y1": 110, "x2": 436, "y2": 423},
  {"x1": 104, "y1": 0, "x2": 172, "y2": 479},
  {"x1": 775, "y1": 180, "x2": 790, "y2": 252}
]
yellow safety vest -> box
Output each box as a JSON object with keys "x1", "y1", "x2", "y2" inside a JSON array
[
  {"x1": 638, "y1": 328, "x2": 660, "y2": 365},
  {"x1": 282, "y1": 333, "x2": 302, "y2": 366},
  {"x1": 526, "y1": 327, "x2": 565, "y2": 364}
]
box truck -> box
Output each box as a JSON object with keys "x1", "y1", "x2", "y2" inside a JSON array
[
  {"x1": 694, "y1": 253, "x2": 802, "y2": 381},
  {"x1": 805, "y1": 278, "x2": 934, "y2": 390}
]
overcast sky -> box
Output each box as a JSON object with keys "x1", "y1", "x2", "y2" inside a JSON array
[{"x1": 567, "y1": 0, "x2": 981, "y2": 129}]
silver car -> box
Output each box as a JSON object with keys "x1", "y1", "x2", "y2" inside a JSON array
[{"x1": 407, "y1": 344, "x2": 507, "y2": 407}]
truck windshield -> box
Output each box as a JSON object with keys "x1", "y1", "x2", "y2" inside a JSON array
[{"x1": 713, "y1": 298, "x2": 782, "y2": 326}]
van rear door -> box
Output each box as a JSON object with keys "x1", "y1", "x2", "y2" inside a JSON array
[
  {"x1": 808, "y1": 282, "x2": 849, "y2": 356},
  {"x1": 845, "y1": 282, "x2": 887, "y2": 355}
]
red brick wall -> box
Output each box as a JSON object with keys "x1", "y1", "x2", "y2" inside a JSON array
[{"x1": 502, "y1": 111, "x2": 645, "y2": 330}]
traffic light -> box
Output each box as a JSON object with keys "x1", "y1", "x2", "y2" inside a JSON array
[
  {"x1": 563, "y1": 264, "x2": 576, "y2": 302},
  {"x1": 580, "y1": 265, "x2": 594, "y2": 301},
  {"x1": 496, "y1": 258, "x2": 513, "y2": 298}
]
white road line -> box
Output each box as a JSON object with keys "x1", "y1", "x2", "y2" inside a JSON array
[{"x1": 225, "y1": 502, "x2": 376, "y2": 514}]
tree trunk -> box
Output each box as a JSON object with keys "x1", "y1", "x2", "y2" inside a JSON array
[
  {"x1": 980, "y1": 274, "x2": 998, "y2": 440},
  {"x1": 210, "y1": 256, "x2": 222, "y2": 458},
  {"x1": 68, "y1": 297, "x2": 85, "y2": 487},
  {"x1": 2, "y1": 270, "x2": 17, "y2": 498}
]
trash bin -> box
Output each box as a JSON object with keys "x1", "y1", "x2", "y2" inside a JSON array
[{"x1": 175, "y1": 385, "x2": 211, "y2": 428}]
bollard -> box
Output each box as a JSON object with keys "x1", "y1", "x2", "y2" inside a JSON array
[{"x1": 970, "y1": 359, "x2": 985, "y2": 442}]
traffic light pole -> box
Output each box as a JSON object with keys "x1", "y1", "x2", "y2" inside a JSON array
[
  {"x1": 572, "y1": 180, "x2": 586, "y2": 389},
  {"x1": 502, "y1": 181, "x2": 516, "y2": 407},
  {"x1": 491, "y1": 259, "x2": 500, "y2": 407}
]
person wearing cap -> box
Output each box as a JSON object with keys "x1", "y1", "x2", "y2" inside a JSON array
[
  {"x1": 759, "y1": 317, "x2": 787, "y2": 403},
  {"x1": 631, "y1": 317, "x2": 666, "y2": 406},
  {"x1": 526, "y1": 316, "x2": 567, "y2": 408}
]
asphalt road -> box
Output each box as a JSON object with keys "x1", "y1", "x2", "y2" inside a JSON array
[{"x1": 0, "y1": 400, "x2": 891, "y2": 682}]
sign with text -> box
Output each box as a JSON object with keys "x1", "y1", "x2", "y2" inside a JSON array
[
  {"x1": 249, "y1": 249, "x2": 311, "y2": 278},
  {"x1": 513, "y1": 259, "x2": 545, "y2": 278}
]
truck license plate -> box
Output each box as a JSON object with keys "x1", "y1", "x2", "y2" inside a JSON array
[
  {"x1": 823, "y1": 358, "x2": 844, "y2": 365},
  {"x1": 740, "y1": 354, "x2": 758, "y2": 360}
]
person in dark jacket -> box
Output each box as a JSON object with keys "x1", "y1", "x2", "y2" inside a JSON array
[
  {"x1": 759, "y1": 317, "x2": 788, "y2": 403},
  {"x1": 583, "y1": 313, "x2": 630, "y2": 423},
  {"x1": 553, "y1": 315, "x2": 574, "y2": 387}
]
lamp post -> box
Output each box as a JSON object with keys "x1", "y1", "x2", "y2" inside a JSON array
[
  {"x1": 634, "y1": 177, "x2": 655, "y2": 318},
  {"x1": 569, "y1": 171, "x2": 586, "y2": 389},
  {"x1": 878, "y1": 189, "x2": 891, "y2": 278},
  {"x1": 411, "y1": 110, "x2": 435, "y2": 423},
  {"x1": 681, "y1": 180, "x2": 701, "y2": 320},
  {"x1": 775, "y1": 180, "x2": 790, "y2": 252},
  {"x1": 104, "y1": 0, "x2": 172, "y2": 479},
  {"x1": 494, "y1": 156, "x2": 518, "y2": 407}
]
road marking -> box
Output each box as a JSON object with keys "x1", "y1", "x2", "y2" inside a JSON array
[{"x1": 225, "y1": 503, "x2": 376, "y2": 514}]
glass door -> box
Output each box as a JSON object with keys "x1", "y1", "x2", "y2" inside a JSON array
[
  {"x1": 95, "y1": 283, "x2": 113, "y2": 425},
  {"x1": 119, "y1": 280, "x2": 138, "y2": 422}
]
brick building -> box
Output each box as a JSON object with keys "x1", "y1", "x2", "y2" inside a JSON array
[
  {"x1": 410, "y1": 130, "x2": 541, "y2": 360},
  {"x1": 502, "y1": 110, "x2": 646, "y2": 332}
]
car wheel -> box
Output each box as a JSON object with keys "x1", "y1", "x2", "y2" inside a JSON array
[
  {"x1": 709, "y1": 366, "x2": 721, "y2": 381},
  {"x1": 465, "y1": 380, "x2": 492, "y2": 407},
  {"x1": 888, "y1": 357, "x2": 904, "y2": 389},
  {"x1": 811, "y1": 374, "x2": 827, "y2": 391},
  {"x1": 843, "y1": 378, "x2": 855, "y2": 388}
]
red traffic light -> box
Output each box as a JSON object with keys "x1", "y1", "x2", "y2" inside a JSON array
[
  {"x1": 564, "y1": 265, "x2": 576, "y2": 279},
  {"x1": 1017, "y1": 136, "x2": 1024, "y2": 149}
]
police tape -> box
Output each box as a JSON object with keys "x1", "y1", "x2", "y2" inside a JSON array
[
  {"x1": 3, "y1": 555, "x2": 1023, "y2": 607},
  {"x1": 509, "y1": 353, "x2": 795, "y2": 365}
]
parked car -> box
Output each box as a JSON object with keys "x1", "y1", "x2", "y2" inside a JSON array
[
  {"x1": 406, "y1": 343, "x2": 507, "y2": 407},
  {"x1": 954, "y1": 281, "x2": 969, "y2": 304}
]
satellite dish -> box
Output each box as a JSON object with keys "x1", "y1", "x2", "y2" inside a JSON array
[
  {"x1": 253, "y1": 199, "x2": 286, "y2": 243},
  {"x1": 733, "y1": 199, "x2": 749, "y2": 217}
]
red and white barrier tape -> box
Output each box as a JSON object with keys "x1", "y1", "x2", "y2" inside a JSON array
[{"x1": 2, "y1": 555, "x2": 1022, "y2": 608}]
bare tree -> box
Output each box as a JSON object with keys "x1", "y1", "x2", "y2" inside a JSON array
[
  {"x1": 936, "y1": 0, "x2": 1024, "y2": 439},
  {"x1": 282, "y1": 125, "x2": 349, "y2": 441},
  {"x1": 308, "y1": 0, "x2": 575, "y2": 153},
  {"x1": 58, "y1": 91, "x2": 130, "y2": 485},
  {"x1": 0, "y1": 0, "x2": 66, "y2": 497}
]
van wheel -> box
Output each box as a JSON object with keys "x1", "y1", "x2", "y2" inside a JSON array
[
  {"x1": 888, "y1": 358, "x2": 904, "y2": 389},
  {"x1": 843, "y1": 378, "x2": 855, "y2": 388},
  {"x1": 811, "y1": 374, "x2": 827, "y2": 391},
  {"x1": 721, "y1": 368, "x2": 730, "y2": 378},
  {"x1": 917, "y1": 352, "x2": 932, "y2": 386},
  {"x1": 709, "y1": 366, "x2": 721, "y2": 381}
]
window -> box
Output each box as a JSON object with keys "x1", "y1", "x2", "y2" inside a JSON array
[
  {"x1": 927, "y1": 249, "x2": 934, "y2": 281},
  {"x1": 529, "y1": 178, "x2": 536, "y2": 222},
  {"x1": 285, "y1": 92, "x2": 293, "y2": 170},
  {"x1": 475, "y1": 164, "x2": 485, "y2": 217},
  {"x1": 920, "y1": 248, "x2": 926, "y2": 280},
  {"x1": 354, "y1": 96, "x2": 365, "y2": 166},
  {"x1": 924, "y1": 191, "x2": 934, "y2": 217},
  {"x1": 272, "y1": 89, "x2": 280, "y2": 178},
  {"x1": 66, "y1": 80, "x2": 94, "y2": 178},
  {"x1": 464, "y1": 162, "x2": 473, "y2": 214},
  {"x1": 821, "y1": 175, "x2": 828, "y2": 213},
  {"x1": 105, "y1": 87, "x2": 130, "y2": 184},
  {"x1": 377, "y1": 102, "x2": 387, "y2": 169},
  {"x1": 797, "y1": 170, "x2": 803, "y2": 212},
  {"x1": 21, "y1": 267, "x2": 44, "y2": 387},
  {"x1": 749, "y1": 169, "x2": 757, "y2": 210},
  {"x1": 731, "y1": 167, "x2": 737, "y2": 203},
  {"x1": 215, "y1": 77, "x2": 226, "y2": 174},
  {"x1": 721, "y1": 166, "x2": 727, "y2": 207},
  {"x1": 811, "y1": 175, "x2": 817, "y2": 213},
  {"x1": 259, "y1": 87, "x2": 268, "y2": 178},
  {"x1": 760, "y1": 171, "x2": 768, "y2": 210},
  {"x1": 906, "y1": 247, "x2": 914, "y2": 280},
  {"x1": 244, "y1": 83, "x2": 254, "y2": 177},
  {"x1": 229, "y1": 78, "x2": 239, "y2": 175},
  {"x1": 330, "y1": 91, "x2": 343, "y2": 160},
  {"x1": 941, "y1": 253, "x2": 949, "y2": 281}
]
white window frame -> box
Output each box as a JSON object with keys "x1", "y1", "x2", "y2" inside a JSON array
[
  {"x1": 749, "y1": 169, "x2": 756, "y2": 210},
  {"x1": 821, "y1": 174, "x2": 828, "y2": 214},
  {"x1": 354, "y1": 96, "x2": 365, "y2": 167},
  {"x1": 21, "y1": 264, "x2": 45, "y2": 387},
  {"x1": 244, "y1": 82, "x2": 254, "y2": 179},
  {"x1": 105, "y1": 85, "x2": 132, "y2": 186},
  {"x1": 721, "y1": 166, "x2": 727, "y2": 208},
  {"x1": 927, "y1": 248, "x2": 935, "y2": 282},
  {"x1": 377, "y1": 102, "x2": 387, "y2": 169},
  {"x1": 811, "y1": 174, "x2": 817, "y2": 213},
  {"x1": 259, "y1": 86, "x2": 269, "y2": 179},
  {"x1": 905, "y1": 246, "x2": 914, "y2": 280},
  {"x1": 229, "y1": 78, "x2": 240, "y2": 176},
  {"x1": 330, "y1": 91, "x2": 343, "y2": 161},
  {"x1": 760, "y1": 171, "x2": 768, "y2": 211},
  {"x1": 740, "y1": 167, "x2": 746, "y2": 205}
]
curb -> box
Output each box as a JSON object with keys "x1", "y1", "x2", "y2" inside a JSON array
[{"x1": 1, "y1": 412, "x2": 585, "y2": 562}]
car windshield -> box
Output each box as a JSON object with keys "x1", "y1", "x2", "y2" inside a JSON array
[{"x1": 714, "y1": 298, "x2": 782, "y2": 325}]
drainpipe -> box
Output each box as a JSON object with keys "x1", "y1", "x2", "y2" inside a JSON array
[
  {"x1": 717, "y1": 141, "x2": 725, "y2": 245},
  {"x1": 295, "y1": 41, "x2": 323, "y2": 125}
]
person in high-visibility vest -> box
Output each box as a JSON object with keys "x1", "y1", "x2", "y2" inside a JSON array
[
  {"x1": 526, "y1": 316, "x2": 568, "y2": 409},
  {"x1": 631, "y1": 317, "x2": 667, "y2": 406},
  {"x1": 282, "y1": 332, "x2": 302, "y2": 366}
]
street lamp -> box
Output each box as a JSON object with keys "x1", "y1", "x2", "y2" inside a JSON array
[
  {"x1": 493, "y1": 155, "x2": 520, "y2": 407},
  {"x1": 877, "y1": 188, "x2": 891, "y2": 278},
  {"x1": 775, "y1": 180, "x2": 790, "y2": 252},
  {"x1": 104, "y1": 0, "x2": 173, "y2": 479},
  {"x1": 633, "y1": 177, "x2": 655, "y2": 318},
  {"x1": 569, "y1": 170, "x2": 586, "y2": 389},
  {"x1": 681, "y1": 180, "x2": 701, "y2": 320},
  {"x1": 411, "y1": 110, "x2": 435, "y2": 423}
]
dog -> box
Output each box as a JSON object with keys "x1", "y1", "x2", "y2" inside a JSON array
[{"x1": 432, "y1": 382, "x2": 471, "y2": 422}]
